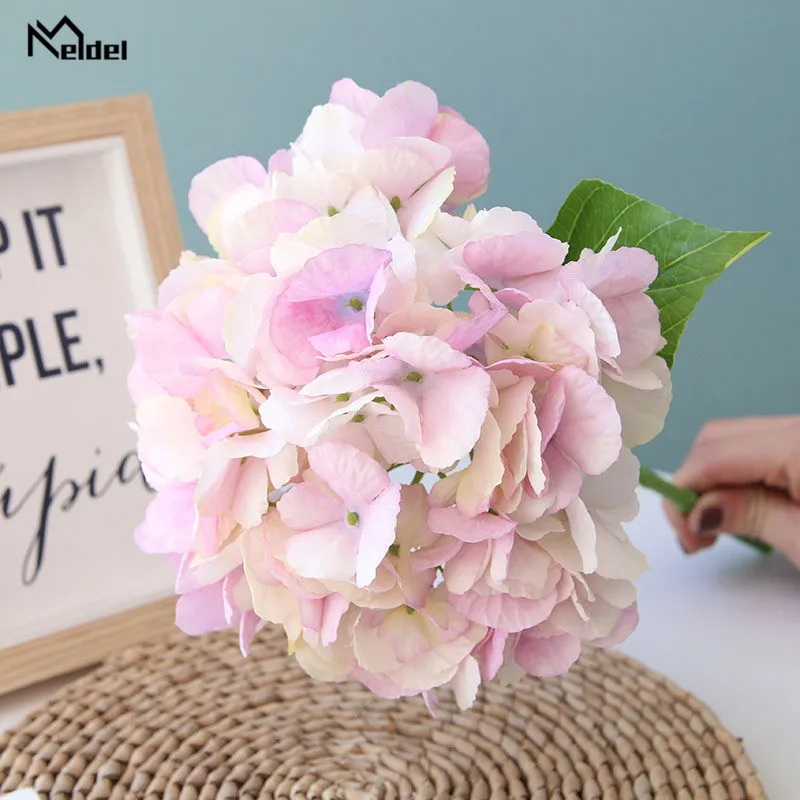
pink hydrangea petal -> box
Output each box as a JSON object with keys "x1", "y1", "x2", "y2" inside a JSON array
[
  {"x1": 174, "y1": 552, "x2": 199, "y2": 594},
  {"x1": 192, "y1": 516, "x2": 222, "y2": 563},
  {"x1": 210, "y1": 430, "x2": 286, "y2": 461},
  {"x1": 444, "y1": 541, "x2": 491, "y2": 595},
  {"x1": 353, "y1": 668, "x2": 407, "y2": 700},
  {"x1": 488, "y1": 533, "x2": 515, "y2": 583},
  {"x1": 299, "y1": 596, "x2": 324, "y2": 632},
  {"x1": 309, "y1": 324, "x2": 370, "y2": 357},
  {"x1": 451, "y1": 589, "x2": 559, "y2": 633},
  {"x1": 127, "y1": 360, "x2": 164, "y2": 405},
  {"x1": 156, "y1": 255, "x2": 241, "y2": 312},
  {"x1": 190, "y1": 539, "x2": 245, "y2": 587},
  {"x1": 301, "y1": 355, "x2": 404, "y2": 397},
  {"x1": 504, "y1": 539, "x2": 559, "y2": 596},
  {"x1": 594, "y1": 518, "x2": 649, "y2": 580},
  {"x1": 358, "y1": 146, "x2": 441, "y2": 203},
  {"x1": 388, "y1": 137, "x2": 452, "y2": 173},
  {"x1": 134, "y1": 482, "x2": 196, "y2": 555},
  {"x1": 446, "y1": 289, "x2": 508, "y2": 353},
  {"x1": 285, "y1": 525, "x2": 358, "y2": 581},
  {"x1": 456, "y1": 413, "x2": 505, "y2": 517},
  {"x1": 605, "y1": 293, "x2": 662, "y2": 370},
  {"x1": 373, "y1": 383, "x2": 423, "y2": 443},
  {"x1": 231, "y1": 457, "x2": 270, "y2": 529},
  {"x1": 591, "y1": 604, "x2": 639, "y2": 647},
  {"x1": 362, "y1": 81, "x2": 439, "y2": 148},
  {"x1": 268, "y1": 291, "x2": 339, "y2": 376},
  {"x1": 195, "y1": 445, "x2": 239, "y2": 517},
  {"x1": 568, "y1": 245, "x2": 657, "y2": 298},
  {"x1": 128, "y1": 311, "x2": 213, "y2": 397},
  {"x1": 267, "y1": 148, "x2": 293, "y2": 173},
  {"x1": 356, "y1": 484, "x2": 402, "y2": 587},
  {"x1": 296, "y1": 104, "x2": 365, "y2": 161},
  {"x1": 320, "y1": 593, "x2": 352, "y2": 646},
  {"x1": 515, "y1": 271, "x2": 563, "y2": 300},
  {"x1": 603, "y1": 356, "x2": 672, "y2": 448},
  {"x1": 398, "y1": 168, "x2": 456, "y2": 240},
  {"x1": 536, "y1": 376, "x2": 566, "y2": 451},
  {"x1": 176, "y1": 583, "x2": 230, "y2": 635},
  {"x1": 330, "y1": 77, "x2": 381, "y2": 116},
  {"x1": 517, "y1": 300, "x2": 598, "y2": 373},
  {"x1": 419, "y1": 367, "x2": 491, "y2": 470},
  {"x1": 223, "y1": 199, "x2": 319, "y2": 267},
  {"x1": 308, "y1": 441, "x2": 390, "y2": 508},
  {"x1": 185, "y1": 288, "x2": 237, "y2": 359},
  {"x1": 589, "y1": 575, "x2": 638, "y2": 609},
  {"x1": 514, "y1": 632, "x2": 582, "y2": 677},
  {"x1": 260, "y1": 389, "x2": 334, "y2": 447},
  {"x1": 383, "y1": 331, "x2": 473, "y2": 373},
  {"x1": 309, "y1": 393, "x2": 383, "y2": 444},
  {"x1": 135, "y1": 396, "x2": 205, "y2": 486},
  {"x1": 580, "y1": 447, "x2": 640, "y2": 515},
  {"x1": 560, "y1": 274, "x2": 621, "y2": 361},
  {"x1": 430, "y1": 112, "x2": 490, "y2": 205},
  {"x1": 189, "y1": 156, "x2": 268, "y2": 234},
  {"x1": 492, "y1": 376, "x2": 530, "y2": 449},
  {"x1": 475, "y1": 628, "x2": 509, "y2": 681},
  {"x1": 524, "y1": 398, "x2": 546, "y2": 495},
  {"x1": 463, "y1": 230, "x2": 567, "y2": 280},
  {"x1": 239, "y1": 611, "x2": 260, "y2": 656},
  {"x1": 278, "y1": 482, "x2": 342, "y2": 530},
  {"x1": 486, "y1": 358, "x2": 554, "y2": 382},
  {"x1": 550, "y1": 365, "x2": 622, "y2": 475},
  {"x1": 540, "y1": 447, "x2": 584, "y2": 513},
  {"x1": 422, "y1": 690, "x2": 439, "y2": 716},
  {"x1": 286, "y1": 244, "x2": 392, "y2": 302},
  {"x1": 365, "y1": 265, "x2": 390, "y2": 342},
  {"x1": 493, "y1": 287, "x2": 532, "y2": 311},
  {"x1": 410, "y1": 536, "x2": 463, "y2": 574},
  {"x1": 452, "y1": 655, "x2": 481, "y2": 710},
  {"x1": 565, "y1": 497, "x2": 599, "y2": 574},
  {"x1": 222, "y1": 274, "x2": 274, "y2": 370},
  {"x1": 266, "y1": 445, "x2": 300, "y2": 489},
  {"x1": 429, "y1": 507, "x2": 515, "y2": 543},
  {"x1": 222, "y1": 568, "x2": 245, "y2": 624}
]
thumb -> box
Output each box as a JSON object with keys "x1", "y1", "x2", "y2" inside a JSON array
[{"x1": 688, "y1": 487, "x2": 800, "y2": 567}]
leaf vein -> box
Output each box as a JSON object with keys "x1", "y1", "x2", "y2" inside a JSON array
[
  {"x1": 660, "y1": 232, "x2": 729, "y2": 272},
  {"x1": 562, "y1": 184, "x2": 603, "y2": 243}
]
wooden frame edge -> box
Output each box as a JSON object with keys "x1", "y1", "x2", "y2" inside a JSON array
[
  {"x1": 0, "y1": 94, "x2": 182, "y2": 695},
  {"x1": 0, "y1": 597, "x2": 177, "y2": 696},
  {"x1": 0, "y1": 93, "x2": 182, "y2": 283}
]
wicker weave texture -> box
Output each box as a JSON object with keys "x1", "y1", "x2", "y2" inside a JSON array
[{"x1": 0, "y1": 627, "x2": 765, "y2": 799}]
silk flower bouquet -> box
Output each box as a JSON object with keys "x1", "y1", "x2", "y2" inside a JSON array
[{"x1": 128, "y1": 79, "x2": 768, "y2": 711}]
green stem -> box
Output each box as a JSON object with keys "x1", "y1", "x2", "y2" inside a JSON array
[
  {"x1": 411, "y1": 471, "x2": 425, "y2": 485},
  {"x1": 639, "y1": 465, "x2": 697, "y2": 514},
  {"x1": 639, "y1": 465, "x2": 772, "y2": 555}
]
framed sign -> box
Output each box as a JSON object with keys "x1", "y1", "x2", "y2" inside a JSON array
[{"x1": 0, "y1": 95, "x2": 182, "y2": 694}]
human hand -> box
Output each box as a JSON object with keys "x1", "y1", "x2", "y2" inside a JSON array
[{"x1": 664, "y1": 416, "x2": 800, "y2": 567}]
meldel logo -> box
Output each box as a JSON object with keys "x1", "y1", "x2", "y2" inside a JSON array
[{"x1": 27, "y1": 15, "x2": 128, "y2": 60}]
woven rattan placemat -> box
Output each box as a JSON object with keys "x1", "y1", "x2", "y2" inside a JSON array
[{"x1": 0, "y1": 626, "x2": 764, "y2": 799}]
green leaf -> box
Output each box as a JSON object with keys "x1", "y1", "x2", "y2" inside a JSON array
[{"x1": 547, "y1": 179, "x2": 769, "y2": 368}]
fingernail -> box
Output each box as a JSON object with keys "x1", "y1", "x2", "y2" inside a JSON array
[
  {"x1": 678, "y1": 539, "x2": 690, "y2": 555},
  {"x1": 695, "y1": 506, "x2": 723, "y2": 536}
]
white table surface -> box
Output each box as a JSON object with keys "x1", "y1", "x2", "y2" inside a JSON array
[{"x1": 1, "y1": 487, "x2": 798, "y2": 798}]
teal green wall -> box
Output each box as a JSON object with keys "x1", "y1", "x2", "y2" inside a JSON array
[{"x1": 3, "y1": 1, "x2": 797, "y2": 470}]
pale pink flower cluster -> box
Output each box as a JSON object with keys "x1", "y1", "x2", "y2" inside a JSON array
[{"x1": 129, "y1": 79, "x2": 671, "y2": 709}]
